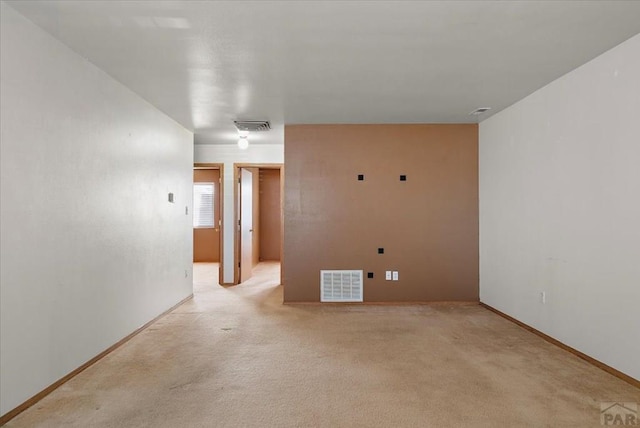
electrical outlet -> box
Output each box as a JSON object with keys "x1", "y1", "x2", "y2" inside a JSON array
[
  {"x1": 392, "y1": 271, "x2": 399, "y2": 281},
  {"x1": 385, "y1": 271, "x2": 392, "y2": 281},
  {"x1": 540, "y1": 291, "x2": 546, "y2": 304}
]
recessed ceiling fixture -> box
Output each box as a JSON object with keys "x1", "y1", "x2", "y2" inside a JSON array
[{"x1": 470, "y1": 107, "x2": 491, "y2": 115}]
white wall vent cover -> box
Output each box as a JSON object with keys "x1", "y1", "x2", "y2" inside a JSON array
[{"x1": 320, "y1": 270, "x2": 363, "y2": 302}]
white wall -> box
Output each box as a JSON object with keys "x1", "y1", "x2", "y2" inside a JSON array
[
  {"x1": 479, "y1": 34, "x2": 640, "y2": 380},
  {"x1": 194, "y1": 144, "x2": 284, "y2": 283},
  {"x1": 0, "y1": 2, "x2": 194, "y2": 415}
]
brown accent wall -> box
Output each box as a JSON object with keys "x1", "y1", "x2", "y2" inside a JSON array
[
  {"x1": 193, "y1": 169, "x2": 220, "y2": 262},
  {"x1": 259, "y1": 169, "x2": 281, "y2": 261},
  {"x1": 284, "y1": 124, "x2": 478, "y2": 302}
]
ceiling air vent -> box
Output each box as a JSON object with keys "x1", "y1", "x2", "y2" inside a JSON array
[
  {"x1": 233, "y1": 120, "x2": 271, "y2": 132},
  {"x1": 470, "y1": 107, "x2": 491, "y2": 115},
  {"x1": 320, "y1": 270, "x2": 363, "y2": 303}
]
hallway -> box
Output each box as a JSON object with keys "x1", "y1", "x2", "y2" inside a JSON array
[{"x1": 6, "y1": 263, "x2": 638, "y2": 427}]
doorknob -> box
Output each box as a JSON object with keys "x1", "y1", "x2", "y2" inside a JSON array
[{"x1": 249, "y1": 229, "x2": 253, "y2": 232}]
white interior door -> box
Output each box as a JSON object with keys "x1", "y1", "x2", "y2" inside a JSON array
[{"x1": 240, "y1": 168, "x2": 253, "y2": 282}]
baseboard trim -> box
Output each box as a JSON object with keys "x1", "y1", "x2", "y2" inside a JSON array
[
  {"x1": 0, "y1": 294, "x2": 194, "y2": 426},
  {"x1": 479, "y1": 302, "x2": 639, "y2": 389},
  {"x1": 284, "y1": 301, "x2": 479, "y2": 306}
]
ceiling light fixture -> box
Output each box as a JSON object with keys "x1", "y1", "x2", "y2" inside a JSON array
[
  {"x1": 237, "y1": 135, "x2": 249, "y2": 150},
  {"x1": 234, "y1": 119, "x2": 270, "y2": 149}
]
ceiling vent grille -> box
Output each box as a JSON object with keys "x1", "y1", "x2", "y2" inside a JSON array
[
  {"x1": 320, "y1": 270, "x2": 363, "y2": 302},
  {"x1": 469, "y1": 107, "x2": 491, "y2": 115},
  {"x1": 234, "y1": 120, "x2": 271, "y2": 132}
]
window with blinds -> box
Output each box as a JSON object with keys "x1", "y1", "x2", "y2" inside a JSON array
[{"x1": 193, "y1": 183, "x2": 215, "y2": 228}]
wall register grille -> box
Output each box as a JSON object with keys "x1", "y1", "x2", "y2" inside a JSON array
[{"x1": 320, "y1": 270, "x2": 363, "y2": 302}]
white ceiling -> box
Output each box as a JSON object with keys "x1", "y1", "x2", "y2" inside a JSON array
[{"x1": 7, "y1": 1, "x2": 640, "y2": 145}]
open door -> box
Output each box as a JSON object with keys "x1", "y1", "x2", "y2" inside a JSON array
[
  {"x1": 193, "y1": 163, "x2": 224, "y2": 285},
  {"x1": 193, "y1": 168, "x2": 220, "y2": 263},
  {"x1": 239, "y1": 168, "x2": 253, "y2": 282},
  {"x1": 234, "y1": 163, "x2": 283, "y2": 287}
]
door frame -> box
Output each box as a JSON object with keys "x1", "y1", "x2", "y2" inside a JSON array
[
  {"x1": 194, "y1": 163, "x2": 224, "y2": 284},
  {"x1": 233, "y1": 163, "x2": 284, "y2": 286}
]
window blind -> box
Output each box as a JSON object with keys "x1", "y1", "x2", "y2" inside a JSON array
[{"x1": 193, "y1": 183, "x2": 214, "y2": 228}]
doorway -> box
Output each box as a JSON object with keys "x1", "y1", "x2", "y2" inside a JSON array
[
  {"x1": 235, "y1": 164, "x2": 283, "y2": 285},
  {"x1": 193, "y1": 163, "x2": 224, "y2": 284}
]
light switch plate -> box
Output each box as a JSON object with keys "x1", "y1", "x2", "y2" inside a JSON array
[
  {"x1": 385, "y1": 271, "x2": 392, "y2": 281},
  {"x1": 392, "y1": 271, "x2": 399, "y2": 281}
]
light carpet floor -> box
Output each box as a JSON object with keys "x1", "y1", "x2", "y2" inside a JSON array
[{"x1": 6, "y1": 262, "x2": 639, "y2": 427}]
